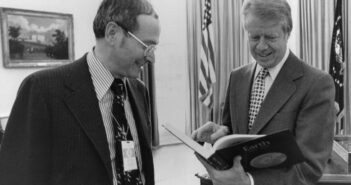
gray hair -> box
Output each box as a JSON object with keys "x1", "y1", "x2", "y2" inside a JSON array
[
  {"x1": 241, "y1": 0, "x2": 292, "y2": 34},
  {"x1": 93, "y1": 0, "x2": 158, "y2": 38}
]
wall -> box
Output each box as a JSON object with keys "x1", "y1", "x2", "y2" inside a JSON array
[
  {"x1": 287, "y1": 0, "x2": 300, "y2": 57},
  {"x1": 150, "y1": 0, "x2": 189, "y2": 144},
  {"x1": 0, "y1": 0, "x2": 101, "y2": 117}
]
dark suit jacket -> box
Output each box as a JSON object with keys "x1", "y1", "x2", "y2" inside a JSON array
[
  {"x1": 222, "y1": 52, "x2": 335, "y2": 185},
  {"x1": 0, "y1": 54, "x2": 154, "y2": 185}
]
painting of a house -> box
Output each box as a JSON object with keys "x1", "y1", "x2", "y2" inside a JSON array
[{"x1": 1, "y1": 8, "x2": 74, "y2": 68}]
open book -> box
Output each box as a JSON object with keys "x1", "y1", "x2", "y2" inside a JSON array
[{"x1": 162, "y1": 124, "x2": 305, "y2": 171}]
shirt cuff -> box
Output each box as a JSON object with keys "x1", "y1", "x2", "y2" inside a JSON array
[{"x1": 247, "y1": 172, "x2": 254, "y2": 185}]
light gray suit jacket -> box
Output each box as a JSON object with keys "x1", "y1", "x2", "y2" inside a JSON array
[{"x1": 222, "y1": 52, "x2": 336, "y2": 185}]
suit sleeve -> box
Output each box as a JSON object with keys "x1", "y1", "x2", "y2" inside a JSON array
[
  {"x1": 251, "y1": 73, "x2": 336, "y2": 185},
  {"x1": 0, "y1": 75, "x2": 52, "y2": 185}
]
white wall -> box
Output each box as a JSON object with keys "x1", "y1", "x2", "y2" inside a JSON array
[
  {"x1": 150, "y1": 0, "x2": 189, "y2": 144},
  {"x1": 287, "y1": 0, "x2": 300, "y2": 57},
  {"x1": 0, "y1": 0, "x2": 101, "y2": 117}
]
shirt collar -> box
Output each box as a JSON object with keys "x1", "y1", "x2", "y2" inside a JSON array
[
  {"x1": 87, "y1": 48, "x2": 128, "y2": 100},
  {"x1": 87, "y1": 49, "x2": 114, "y2": 100},
  {"x1": 255, "y1": 48, "x2": 290, "y2": 81}
]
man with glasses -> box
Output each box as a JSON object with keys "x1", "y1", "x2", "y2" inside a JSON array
[{"x1": 0, "y1": 0, "x2": 160, "y2": 185}]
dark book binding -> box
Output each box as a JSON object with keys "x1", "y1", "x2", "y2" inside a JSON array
[
  {"x1": 200, "y1": 153, "x2": 231, "y2": 170},
  {"x1": 203, "y1": 130, "x2": 305, "y2": 171}
]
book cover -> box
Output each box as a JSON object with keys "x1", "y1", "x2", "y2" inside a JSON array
[{"x1": 162, "y1": 124, "x2": 305, "y2": 171}]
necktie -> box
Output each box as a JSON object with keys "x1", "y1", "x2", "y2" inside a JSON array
[
  {"x1": 248, "y1": 68, "x2": 269, "y2": 130},
  {"x1": 111, "y1": 79, "x2": 143, "y2": 185},
  {"x1": 111, "y1": 79, "x2": 130, "y2": 139}
]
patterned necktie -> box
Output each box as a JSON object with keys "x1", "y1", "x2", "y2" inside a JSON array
[
  {"x1": 248, "y1": 68, "x2": 269, "y2": 130},
  {"x1": 111, "y1": 79, "x2": 143, "y2": 185}
]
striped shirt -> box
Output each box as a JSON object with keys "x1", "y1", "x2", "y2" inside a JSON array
[{"x1": 86, "y1": 51, "x2": 145, "y2": 185}]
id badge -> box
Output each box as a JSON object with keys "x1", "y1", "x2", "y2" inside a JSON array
[{"x1": 121, "y1": 140, "x2": 138, "y2": 171}]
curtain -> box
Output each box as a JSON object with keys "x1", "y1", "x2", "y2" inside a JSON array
[
  {"x1": 212, "y1": 0, "x2": 252, "y2": 125},
  {"x1": 300, "y1": 0, "x2": 350, "y2": 134},
  {"x1": 299, "y1": 0, "x2": 334, "y2": 71},
  {"x1": 186, "y1": 0, "x2": 251, "y2": 134},
  {"x1": 186, "y1": 0, "x2": 202, "y2": 135}
]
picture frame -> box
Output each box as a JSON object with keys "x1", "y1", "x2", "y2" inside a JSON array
[{"x1": 0, "y1": 7, "x2": 74, "y2": 68}]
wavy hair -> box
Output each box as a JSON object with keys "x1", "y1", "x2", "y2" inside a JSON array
[
  {"x1": 93, "y1": 0, "x2": 158, "y2": 38},
  {"x1": 241, "y1": 0, "x2": 292, "y2": 34}
]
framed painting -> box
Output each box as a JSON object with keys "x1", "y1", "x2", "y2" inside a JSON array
[{"x1": 0, "y1": 8, "x2": 74, "y2": 68}]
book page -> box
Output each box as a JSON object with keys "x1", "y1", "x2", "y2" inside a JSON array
[
  {"x1": 213, "y1": 134, "x2": 265, "y2": 150},
  {"x1": 162, "y1": 124, "x2": 215, "y2": 158}
]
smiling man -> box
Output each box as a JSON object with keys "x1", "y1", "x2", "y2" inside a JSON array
[
  {"x1": 192, "y1": 0, "x2": 336, "y2": 185},
  {"x1": 0, "y1": 0, "x2": 160, "y2": 185}
]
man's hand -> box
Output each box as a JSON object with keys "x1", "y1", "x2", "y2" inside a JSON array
[
  {"x1": 196, "y1": 154, "x2": 251, "y2": 185},
  {"x1": 191, "y1": 122, "x2": 229, "y2": 144}
]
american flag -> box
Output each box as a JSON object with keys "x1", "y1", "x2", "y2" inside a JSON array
[
  {"x1": 329, "y1": 0, "x2": 345, "y2": 134},
  {"x1": 199, "y1": 0, "x2": 216, "y2": 108}
]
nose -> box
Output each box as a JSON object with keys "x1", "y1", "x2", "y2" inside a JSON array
[
  {"x1": 144, "y1": 47, "x2": 156, "y2": 64},
  {"x1": 256, "y1": 38, "x2": 269, "y2": 51}
]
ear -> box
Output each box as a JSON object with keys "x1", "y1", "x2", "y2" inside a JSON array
[{"x1": 105, "y1": 22, "x2": 124, "y2": 46}]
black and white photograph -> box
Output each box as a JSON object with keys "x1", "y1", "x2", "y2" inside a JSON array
[{"x1": 0, "y1": 0, "x2": 350, "y2": 185}]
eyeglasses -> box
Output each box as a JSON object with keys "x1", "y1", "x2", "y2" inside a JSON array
[
  {"x1": 114, "y1": 22, "x2": 156, "y2": 64},
  {"x1": 127, "y1": 31, "x2": 156, "y2": 64}
]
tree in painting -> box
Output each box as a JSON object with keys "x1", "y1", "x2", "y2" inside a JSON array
[
  {"x1": 8, "y1": 26, "x2": 25, "y2": 59},
  {"x1": 46, "y1": 29, "x2": 68, "y2": 59}
]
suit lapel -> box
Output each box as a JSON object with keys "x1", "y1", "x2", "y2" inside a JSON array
[
  {"x1": 236, "y1": 63, "x2": 256, "y2": 134},
  {"x1": 126, "y1": 79, "x2": 155, "y2": 184},
  {"x1": 249, "y1": 53, "x2": 303, "y2": 134},
  {"x1": 63, "y1": 56, "x2": 113, "y2": 182},
  {"x1": 126, "y1": 79, "x2": 151, "y2": 145}
]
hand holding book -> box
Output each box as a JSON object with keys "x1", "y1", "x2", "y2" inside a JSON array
[
  {"x1": 196, "y1": 154, "x2": 252, "y2": 185},
  {"x1": 191, "y1": 121, "x2": 230, "y2": 144},
  {"x1": 163, "y1": 123, "x2": 305, "y2": 171},
  {"x1": 192, "y1": 123, "x2": 254, "y2": 185}
]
